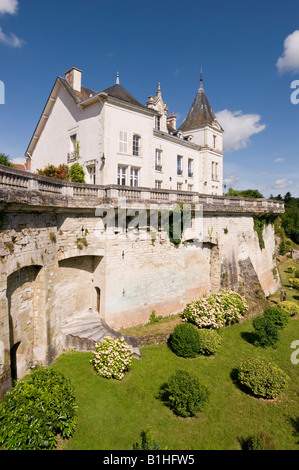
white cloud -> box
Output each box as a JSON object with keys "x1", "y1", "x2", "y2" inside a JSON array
[
  {"x1": 0, "y1": 1, "x2": 23, "y2": 47},
  {"x1": 0, "y1": 0, "x2": 18, "y2": 15},
  {"x1": 0, "y1": 26, "x2": 23, "y2": 47},
  {"x1": 273, "y1": 178, "x2": 292, "y2": 189},
  {"x1": 277, "y1": 30, "x2": 299, "y2": 73},
  {"x1": 12, "y1": 157, "x2": 26, "y2": 163},
  {"x1": 223, "y1": 174, "x2": 240, "y2": 187},
  {"x1": 274, "y1": 158, "x2": 285, "y2": 163},
  {"x1": 216, "y1": 109, "x2": 266, "y2": 153}
]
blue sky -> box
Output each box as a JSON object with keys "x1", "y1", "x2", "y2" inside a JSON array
[{"x1": 0, "y1": 0, "x2": 299, "y2": 197}]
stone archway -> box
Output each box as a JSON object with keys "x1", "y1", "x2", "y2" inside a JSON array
[
  {"x1": 57, "y1": 255, "x2": 103, "y2": 326},
  {"x1": 6, "y1": 265, "x2": 44, "y2": 382}
]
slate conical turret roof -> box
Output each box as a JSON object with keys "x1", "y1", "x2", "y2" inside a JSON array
[{"x1": 179, "y1": 74, "x2": 216, "y2": 132}]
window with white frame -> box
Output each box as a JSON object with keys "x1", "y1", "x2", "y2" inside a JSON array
[
  {"x1": 177, "y1": 156, "x2": 183, "y2": 175},
  {"x1": 177, "y1": 182, "x2": 183, "y2": 191},
  {"x1": 155, "y1": 180, "x2": 162, "y2": 189},
  {"x1": 130, "y1": 167, "x2": 139, "y2": 187},
  {"x1": 133, "y1": 135, "x2": 140, "y2": 156},
  {"x1": 117, "y1": 165, "x2": 127, "y2": 185},
  {"x1": 155, "y1": 149, "x2": 162, "y2": 171},
  {"x1": 119, "y1": 131, "x2": 128, "y2": 153},
  {"x1": 188, "y1": 184, "x2": 193, "y2": 192},
  {"x1": 188, "y1": 159, "x2": 193, "y2": 177},
  {"x1": 70, "y1": 133, "x2": 77, "y2": 152},
  {"x1": 155, "y1": 115, "x2": 161, "y2": 130},
  {"x1": 87, "y1": 165, "x2": 96, "y2": 184},
  {"x1": 68, "y1": 133, "x2": 78, "y2": 163},
  {"x1": 212, "y1": 161, "x2": 219, "y2": 181}
]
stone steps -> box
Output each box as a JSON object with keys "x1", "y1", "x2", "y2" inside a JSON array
[{"x1": 61, "y1": 312, "x2": 141, "y2": 358}]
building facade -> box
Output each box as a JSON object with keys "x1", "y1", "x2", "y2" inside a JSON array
[{"x1": 26, "y1": 67, "x2": 223, "y2": 195}]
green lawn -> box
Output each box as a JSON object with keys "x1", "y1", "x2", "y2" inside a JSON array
[
  {"x1": 270, "y1": 257, "x2": 299, "y2": 304},
  {"x1": 52, "y1": 314, "x2": 299, "y2": 450}
]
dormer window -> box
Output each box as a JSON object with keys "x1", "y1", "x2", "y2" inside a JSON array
[{"x1": 155, "y1": 115, "x2": 161, "y2": 130}]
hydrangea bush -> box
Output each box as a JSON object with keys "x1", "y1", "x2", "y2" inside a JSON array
[
  {"x1": 182, "y1": 290, "x2": 248, "y2": 329},
  {"x1": 91, "y1": 336, "x2": 132, "y2": 380}
]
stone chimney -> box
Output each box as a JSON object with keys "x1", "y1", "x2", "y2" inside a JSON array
[
  {"x1": 167, "y1": 111, "x2": 177, "y2": 130},
  {"x1": 65, "y1": 67, "x2": 82, "y2": 93}
]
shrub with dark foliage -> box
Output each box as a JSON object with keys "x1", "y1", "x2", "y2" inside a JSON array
[
  {"x1": 252, "y1": 315, "x2": 279, "y2": 348},
  {"x1": 169, "y1": 322, "x2": 200, "y2": 357},
  {"x1": 162, "y1": 369, "x2": 210, "y2": 417},
  {"x1": 263, "y1": 306, "x2": 290, "y2": 329},
  {"x1": 0, "y1": 368, "x2": 77, "y2": 450}
]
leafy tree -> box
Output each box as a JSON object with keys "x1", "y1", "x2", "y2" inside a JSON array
[
  {"x1": 281, "y1": 207, "x2": 299, "y2": 244},
  {"x1": 270, "y1": 192, "x2": 299, "y2": 245},
  {"x1": 226, "y1": 187, "x2": 264, "y2": 198},
  {"x1": 0, "y1": 153, "x2": 15, "y2": 167},
  {"x1": 69, "y1": 162, "x2": 85, "y2": 183},
  {"x1": 284, "y1": 191, "x2": 292, "y2": 204}
]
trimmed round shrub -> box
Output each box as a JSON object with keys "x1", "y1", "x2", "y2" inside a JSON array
[
  {"x1": 289, "y1": 278, "x2": 299, "y2": 289},
  {"x1": 263, "y1": 306, "x2": 289, "y2": 329},
  {"x1": 252, "y1": 315, "x2": 279, "y2": 348},
  {"x1": 0, "y1": 368, "x2": 77, "y2": 450},
  {"x1": 163, "y1": 369, "x2": 210, "y2": 417},
  {"x1": 198, "y1": 328, "x2": 222, "y2": 355},
  {"x1": 277, "y1": 300, "x2": 299, "y2": 317},
  {"x1": 169, "y1": 323, "x2": 200, "y2": 357},
  {"x1": 91, "y1": 336, "x2": 132, "y2": 380},
  {"x1": 237, "y1": 357, "x2": 289, "y2": 399}
]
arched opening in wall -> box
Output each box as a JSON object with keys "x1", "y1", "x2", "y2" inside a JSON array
[
  {"x1": 6, "y1": 265, "x2": 43, "y2": 382},
  {"x1": 95, "y1": 287, "x2": 101, "y2": 314},
  {"x1": 10, "y1": 341, "x2": 21, "y2": 384},
  {"x1": 58, "y1": 255, "x2": 103, "y2": 326}
]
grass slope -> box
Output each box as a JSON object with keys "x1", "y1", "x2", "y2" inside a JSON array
[{"x1": 52, "y1": 314, "x2": 299, "y2": 450}]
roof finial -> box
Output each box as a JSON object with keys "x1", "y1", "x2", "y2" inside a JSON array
[
  {"x1": 116, "y1": 72, "x2": 120, "y2": 84},
  {"x1": 200, "y1": 67, "x2": 203, "y2": 89},
  {"x1": 157, "y1": 82, "x2": 161, "y2": 95}
]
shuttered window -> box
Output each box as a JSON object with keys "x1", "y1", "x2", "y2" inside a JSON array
[{"x1": 119, "y1": 131, "x2": 128, "y2": 153}]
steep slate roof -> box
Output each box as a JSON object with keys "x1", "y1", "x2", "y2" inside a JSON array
[
  {"x1": 58, "y1": 77, "x2": 96, "y2": 103},
  {"x1": 178, "y1": 79, "x2": 216, "y2": 132},
  {"x1": 60, "y1": 76, "x2": 146, "y2": 110},
  {"x1": 101, "y1": 83, "x2": 146, "y2": 108}
]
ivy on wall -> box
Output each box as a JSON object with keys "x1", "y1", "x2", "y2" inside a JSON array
[{"x1": 253, "y1": 214, "x2": 277, "y2": 250}]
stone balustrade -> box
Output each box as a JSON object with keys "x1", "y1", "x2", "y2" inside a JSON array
[{"x1": 0, "y1": 164, "x2": 285, "y2": 214}]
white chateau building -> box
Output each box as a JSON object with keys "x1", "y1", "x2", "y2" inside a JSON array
[{"x1": 26, "y1": 67, "x2": 224, "y2": 195}]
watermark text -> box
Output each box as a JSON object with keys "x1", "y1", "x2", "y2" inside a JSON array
[
  {"x1": 291, "y1": 340, "x2": 299, "y2": 364},
  {"x1": 290, "y1": 80, "x2": 299, "y2": 104},
  {"x1": 0, "y1": 80, "x2": 4, "y2": 104}
]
